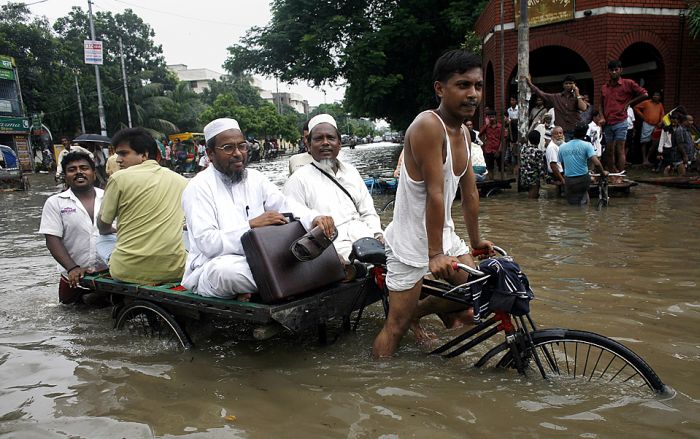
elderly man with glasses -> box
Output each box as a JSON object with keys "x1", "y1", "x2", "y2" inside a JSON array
[{"x1": 181, "y1": 118, "x2": 334, "y2": 300}]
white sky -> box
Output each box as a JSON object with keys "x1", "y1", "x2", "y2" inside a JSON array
[{"x1": 26, "y1": 0, "x2": 346, "y2": 106}]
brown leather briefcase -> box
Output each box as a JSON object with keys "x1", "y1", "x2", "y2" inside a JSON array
[{"x1": 241, "y1": 220, "x2": 345, "y2": 304}]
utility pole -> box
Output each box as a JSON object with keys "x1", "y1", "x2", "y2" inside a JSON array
[
  {"x1": 74, "y1": 73, "x2": 86, "y2": 133},
  {"x1": 119, "y1": 37, "x2": 132, "y2": 128},
  {"x1": 498, "y1": 0, "x2": 505, "y2": 180},
  {"x1": 87, "y1": 0, "x2": 107, "y2": 136},
  {"x1": 517, "y1": 0, "x2": 530, "y2": 152}
]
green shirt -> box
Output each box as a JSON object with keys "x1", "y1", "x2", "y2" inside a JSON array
[{"x1": 100, "y1": 160, "x2": 188, "y2": 284}]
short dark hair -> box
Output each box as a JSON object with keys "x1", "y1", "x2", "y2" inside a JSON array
[
  {"x1": 563, "y1": 75, "x2": 576, "y2": 83},
  {"x1": 573, "y1": 122, "x2": 588, "y2": 139},
  {"x1": 527, "y1": 130, "x2": 541, "y2": 145},
  {"x1": 432, "y1": 49, "x2": 481, "y2": 83},
  {"x1": 61, "y1": 151, "x2": 95, "y2": 174},
  {"x1": 112, "y1": 127, "x2": 158, "y2": 159},
  {"x1": 608, "y1": 59, "x2": 622, "y2": 70},
  {"x1": 302, "y1": 119, "x2": 309, "y2": 133},
  {"x1": 591, "y1": 110, "x2": 600, "y2": 118}
]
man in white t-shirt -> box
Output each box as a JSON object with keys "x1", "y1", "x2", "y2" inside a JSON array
[
  {"x1": 545, "y1": 126, "x2": 565, "y2": 185},
  {"x1": 39, "y1": 151, "x2": 108, "y2": 305}
]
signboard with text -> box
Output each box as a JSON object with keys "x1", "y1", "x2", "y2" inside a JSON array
[
  {"x1": 14, "y1": 135, "x2": 33, "y2": 171},
  {"x1": 84, "y1": 40, "x2": 104, "y2": 65},
  {"x1": 0, "y1": 69, "x2": 14, "y2": 80},
  {"x1": 514, "y1": 0, "x2": 575, "y2": 28},
  {"x1": 0, "y1": 116, "x2": 30, "y2": 134},
  {"x1": 0, "y1": 55, "x2": 14, "y2": 70}
]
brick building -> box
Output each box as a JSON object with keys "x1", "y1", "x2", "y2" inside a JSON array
[{"x1": 474, "y1": 0, "x2": 699, "y2": 119}]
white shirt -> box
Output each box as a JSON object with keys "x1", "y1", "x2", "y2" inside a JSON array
[
  {"x1": 283, "y1": 159, "x2": 382, "y2": 257},
  {"x1": 627, "y1": 107, "x2": 635, "y2": 130},
  {"x1": 507, "y1": 105, "x2": 519, "y2": 120},
  {"x1": 198, "y1": 154, "x2": 210, "y2": 169},
  {"x1": 39, "y1": 188, "x2": 107, "y2": 276},
  {"x1": 545, "y1": 142, "x2": 563, "y2": 173},
  {"x1": 181, "y1": 166, "x2": 318, "y2": 290},
  {"x1": 288, "y1": 152, "x2": 314, "y2": 175},
  {"x1": 587, "y1": 121, "x2": 603, "y2": 157}
]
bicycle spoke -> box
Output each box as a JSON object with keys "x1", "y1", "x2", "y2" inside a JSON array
[
  {"x1": 589, "y1": 349, "x2": 604, "y2": 382},
  {"x1": 609, "y1": 362, "x2": 628, "y2": 382},
  {"x1": 563, "y1": 342, "x2": 570, "y2": 375},
  {"x1": 599, "y1": 356, "x2": 616, "y2": 379},
  {"x1": 582, "y1": 343, "x2": 591, "y2": 377},
  {"x1": 574, "y1": 342, "x2": 578, "y2": 378}
]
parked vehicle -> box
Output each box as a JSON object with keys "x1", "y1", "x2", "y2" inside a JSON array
[{"x1": 0, "y1": 144, "x2": 29, "y2": 191}]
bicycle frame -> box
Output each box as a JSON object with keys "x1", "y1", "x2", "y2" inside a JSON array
[{"x1": 368, "y1": 254, "x2": 549, "y2": 380}]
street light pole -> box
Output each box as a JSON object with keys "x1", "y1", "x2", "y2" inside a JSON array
[
  {"x1": 119, "y1": 37, "x2": 132, "y2": 128},
  {"x1": 74, "y1": 73, "x2": 86, "y2": 134},
  {"x1": 87, "y1": 0, "x2": 107, "y2": 136}
]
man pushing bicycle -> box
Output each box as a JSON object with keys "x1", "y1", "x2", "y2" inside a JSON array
[{"x1": 372, "y1": 49, "x2": 493, "y2": 358}]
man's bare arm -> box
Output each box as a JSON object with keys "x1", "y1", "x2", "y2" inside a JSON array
[{"x1": 96, "y1": 217, "x2": 116, "y2": 235}]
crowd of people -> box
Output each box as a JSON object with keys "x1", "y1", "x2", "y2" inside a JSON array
[{"x1": 472, "y1": 60, "x2": 698, "y2": 204}]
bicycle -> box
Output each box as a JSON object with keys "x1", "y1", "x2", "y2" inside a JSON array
[
  {"x1": 350, "y1": 240, "x2": 669, "y2": 395},
  {"x1": 591, "y1": 171, "x2": 625, "y2": 209}
]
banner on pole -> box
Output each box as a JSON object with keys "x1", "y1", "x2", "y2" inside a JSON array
[{"x1": 84, "y1": 40, "x2": 104, "y2": 65}]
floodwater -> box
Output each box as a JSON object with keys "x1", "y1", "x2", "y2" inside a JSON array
[{"x1": 1, "y1": 142, "x2": 698, "y2": 438}]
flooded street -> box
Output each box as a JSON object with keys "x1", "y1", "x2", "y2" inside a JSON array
[{"x1": 1, "y1": 142, "x2": 699, "y2": 438}]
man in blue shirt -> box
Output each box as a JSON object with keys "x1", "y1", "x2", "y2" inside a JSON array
[{"x1": 558, "y1": 122, "x2": 608, "y2": 205}]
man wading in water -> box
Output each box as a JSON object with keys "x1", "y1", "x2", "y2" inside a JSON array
[{"x1": 372, "y1": 49, "x2": 493, "y2": 358}]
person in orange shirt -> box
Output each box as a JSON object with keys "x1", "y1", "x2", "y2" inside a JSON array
[{"x1": 634, "y1": 91, "x2": 664, "y2": 165}]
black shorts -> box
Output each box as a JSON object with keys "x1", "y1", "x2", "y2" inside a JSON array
[{"x1": 564, "y1": 174, "x2": 591, "y2": 205}]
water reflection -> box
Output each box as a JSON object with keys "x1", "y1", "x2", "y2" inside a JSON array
[{"x1": 1, "y1": 144, "x2": 699, "y2": 437}]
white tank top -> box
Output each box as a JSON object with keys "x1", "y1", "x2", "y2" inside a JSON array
[{"x1": 385, "y1": 110, "x2": 470, "y2": 267}]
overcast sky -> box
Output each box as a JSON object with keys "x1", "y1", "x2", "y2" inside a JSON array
[{"x1": 27, "y1": 0, "x2": 345, "y2": 106}]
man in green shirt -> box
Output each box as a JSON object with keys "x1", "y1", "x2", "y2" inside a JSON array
[{"x1": 96, "y1": 127, "x2": 188, "y2": 284}]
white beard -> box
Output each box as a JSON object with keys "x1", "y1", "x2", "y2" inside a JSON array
[
  {"x1": 553, "y1": 139, "x2": 564, "y2": 146},
  {"x1": 318, "y1": 158, "x2": 340, "y2": 173}
]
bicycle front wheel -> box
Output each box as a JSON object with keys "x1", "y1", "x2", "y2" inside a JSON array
[{"x1": 475, "y1": 328, "x2": 668, "y2": 394}]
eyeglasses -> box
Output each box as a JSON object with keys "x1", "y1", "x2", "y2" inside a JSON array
[{"x1": 216, "y1": 142, "x2": 249, "y2": 154}]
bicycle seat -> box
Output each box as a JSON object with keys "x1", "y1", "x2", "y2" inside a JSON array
[{"x1": 350, "y1": 237, "x2": 386, "y2": 265}]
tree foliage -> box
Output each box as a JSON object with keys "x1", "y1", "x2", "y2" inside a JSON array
[{"x1": 226, "y1": 0, "x2": 488, "y2": 129}]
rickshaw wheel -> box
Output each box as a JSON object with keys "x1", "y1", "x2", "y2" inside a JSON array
[{"x1": 114, "y1": 300, "x2": 192, "y2": 350}]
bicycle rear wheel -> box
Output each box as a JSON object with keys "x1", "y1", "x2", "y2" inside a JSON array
[{"x1": 475, "y1": 328, "x2": 667, "y2": 394}]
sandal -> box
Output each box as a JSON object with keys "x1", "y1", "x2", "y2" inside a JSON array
[{"x1": 291, "y1": 226, "x2": 338, "y2": 261}]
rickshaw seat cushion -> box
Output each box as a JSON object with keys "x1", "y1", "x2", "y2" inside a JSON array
[
  {"x1": 350, "y1": 237, "x2": 387, "y2": 265},
  {"x1": 241, "y1": 220, "x2": 346, "y2": 303}
]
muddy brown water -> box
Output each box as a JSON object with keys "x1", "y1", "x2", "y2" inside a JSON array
[{"x1": 1, "y1": 143, "x2": 698, "y2": 438}]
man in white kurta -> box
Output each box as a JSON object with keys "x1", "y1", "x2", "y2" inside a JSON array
[
  {"x1": 283, "y1": 114, "x2": 383, "y2": 261},
  {"x1": 182, "y1": 118, "x2": 335, "y2": 300}
]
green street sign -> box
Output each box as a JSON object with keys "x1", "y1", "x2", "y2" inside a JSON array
[
  {"x1": 0, "y1": 69, "x2": 15, "y2": 80},
  {"x1": 0, "y1": 55, "x2": 14, "y2": 70},
  {"x1": 0, "y1": 116, "x2": 30, "y2": 133}
]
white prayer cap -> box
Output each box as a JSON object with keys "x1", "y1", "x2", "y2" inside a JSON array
[
  {"x1": 308, "y1": 114, "x2": 337, "y2": 133},
  {"x1": 203, "y1": 118, "x2": 241, "y2": 142}
]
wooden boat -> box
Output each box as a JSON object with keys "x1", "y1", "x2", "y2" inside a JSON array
[
  {"x1": 635, "y1": 176, "x2": 700, "y2": 189},
  {"x1": 588, "y1": 179, "x2": 638, "y2": 197},
  {"x1": 80, "y1": 272, "x2": 382, "y2": 348}
]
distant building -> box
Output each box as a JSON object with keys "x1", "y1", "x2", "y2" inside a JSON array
[
  {"x1": 475, "y1": 0, "x2": 700, "y2": 119},
  {"x1": 167, "y1": 64, "x2": 224, "y2": 93},
  {"x1": 268, "y1": 92, "x2": 309, "y2": 115}
]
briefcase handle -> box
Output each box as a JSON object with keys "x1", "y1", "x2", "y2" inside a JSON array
[{"x1": 282, "y1": 212, "x2": 298, "y2": 223}]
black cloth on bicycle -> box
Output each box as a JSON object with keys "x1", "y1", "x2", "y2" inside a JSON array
[{"x1": 470, "y1": 257, "x2": 534, "y2": 322}]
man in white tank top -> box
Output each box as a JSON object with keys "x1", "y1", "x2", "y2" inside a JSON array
[{"x1": 372, "y1": 50, "x2": 494, "y2": 358}]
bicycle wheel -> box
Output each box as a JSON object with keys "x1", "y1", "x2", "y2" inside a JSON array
[
  {"x1": 115, "y1": 300, "x2": 192, "y2": 350},
  {"x1": 475, "y1": 328, "x2": 667, "y2": 394}
]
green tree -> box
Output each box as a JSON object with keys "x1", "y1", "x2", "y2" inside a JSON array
[
  {"x1": 53, "y1": 6, "x2": 177, "y2": 135},
  {"x1": 0, "y1": 3, "x2": 78, "y2": 135},
  {"x1": 225, "y1": 0, "x2": 488, "y2": 129}
]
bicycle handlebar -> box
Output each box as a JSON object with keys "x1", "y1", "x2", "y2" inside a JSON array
[{"x1": 452, "y1": 262, "x2": 485, "y2": 277}]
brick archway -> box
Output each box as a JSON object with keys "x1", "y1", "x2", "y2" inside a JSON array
[
  {"x1": 610, "y1": 30, "x2": 670, "y2": 67},
  {"x1": 528, "y1": 35, "x2": 603, "y2": 83}
]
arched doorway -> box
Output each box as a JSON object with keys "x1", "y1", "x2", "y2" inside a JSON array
[
  {"x1": 525, "y1": 45, "x2": 594, "y2": 106},
  {"x1": 619, "y1": 42, "x2": 665, "y2": 97}
]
